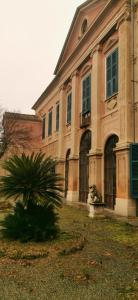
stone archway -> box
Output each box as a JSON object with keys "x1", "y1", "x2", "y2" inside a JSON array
[
  {"x1": 104, "y1": 135, "x2": 119, "y2": 209},
  {"x1": 79, "y1": 130, "x2": 91, "y2": 202},
  {"x1": 65, "y1": 149, "x2": 71, "y2": 198}
]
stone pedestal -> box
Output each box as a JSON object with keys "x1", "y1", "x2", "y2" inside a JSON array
[{"x1": 89, "y1": 203, "x2": 105, "y2": 218}]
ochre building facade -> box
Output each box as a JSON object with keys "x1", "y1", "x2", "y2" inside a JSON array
[{"x1": 33, "y1": 0, "x2": 138, "y2": 217}]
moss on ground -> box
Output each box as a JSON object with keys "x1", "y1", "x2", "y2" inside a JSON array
[{"x1": 0, "y1": 205, "x2": 137, "y2": 300}]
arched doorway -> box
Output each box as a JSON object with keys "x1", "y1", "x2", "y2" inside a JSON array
[
  {"x1": 79, "y1": 130, "x2": 91, "y2": 202},
  {"x1": 104, "y1": 135, "x2": 119, "y2": 209},
  {"x1": 65, "y1": 149, "x2": 70, "y2": 198}
]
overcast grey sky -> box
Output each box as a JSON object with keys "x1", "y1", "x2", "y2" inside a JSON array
[{"x1": 0, "y1": 0, "x2": 84, "y2": 114}]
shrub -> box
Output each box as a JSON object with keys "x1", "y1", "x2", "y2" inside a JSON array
[
  {"x1": 0, "y1": 152, "x2": 63, "y2": 242},
  {"x1": 2, "y1": 202, "x2": 59, "y2": 242}
]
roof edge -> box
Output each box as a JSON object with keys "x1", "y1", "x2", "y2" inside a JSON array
[
  {"x1": 4, "y1": 112, "x2": 41, "y2": 122},
  {"x1": 54, "y1": 0, "x2": 94, "y2": 75}
]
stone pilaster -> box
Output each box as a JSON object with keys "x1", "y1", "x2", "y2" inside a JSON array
[
  {"x1": 70, "y1": 70, "x2": 79, "y2": 157},
  {"x1": 118, "y1": 18, "x2": 133, "y2": 144},
  {"x1": 134, "y1": 2, "x2": 138, "y2": 141},
  {"x1": 66, "y1": 156, "x2": 79, "y2": 203},
  {"x1": 88, "y1": 45, "x2": 103, "y2": 199},
  {"x1": 88, "y1": 152, "x2": 103, "y2": 202},
  {"x1": 65, "y1": 71, "x2": 79, "y2": 203},
  {"x1": 90, "y1": 44, "x2": 102, "y2": 152},
  {"x1": 58, "y1": 85, "x2": 66, "y2": 159},
  {"x1": 115, "y1": 144, "x2": 136, "y2": 216}
]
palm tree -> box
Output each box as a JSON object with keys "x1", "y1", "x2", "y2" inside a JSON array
[
  {"x1": 0, "y1": 152, "x2": 63, "y2": 241},
  {"x1": 0, "y1": 152, "x2": 63, "y2": 208}
]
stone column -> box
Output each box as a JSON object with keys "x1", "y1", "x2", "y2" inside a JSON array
[
  {"x1": 66, "y1": 71, "x2": 79, "y2": 203},
  {"x1": 88, "y1": 45, "x2": 103, "y2": 201}
]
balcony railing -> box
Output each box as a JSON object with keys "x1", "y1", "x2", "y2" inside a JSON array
[{"x1": 80, "y1": 111, "x2": 91, "y2": 128}]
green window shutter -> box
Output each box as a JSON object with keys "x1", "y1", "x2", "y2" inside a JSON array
[
  {"x1": 86, "y1": 75, "x2": 91, "y2": 112},
  {"x1": 67, "y1": 93, "x2": 72, "y2": 124},
  {"x1": 42, "y1": 115, "x2": 46, "y2": 139},
  {"x1": 112, "y1": 48, "x2": 118, "y2": 94},
  {"x1": 130, "y1": 143, "x2": 138, "y2": 198},
  {"x1": 48, "y1": 111, "x2": 52, "y2": 136},
  {"x1": 82, "y1": 74, "x2": 91, "y2": 114},
  {"x1": 82, "y1": 80, "x2": 86, "y2": 113},
  {"x1": 56, "y1": 104, "x2": 59, "y2": 131},
  {"x1": 106, "y1": 55, "x2": 112, "y2": 98},
  {"x1": 106, "y1": 48, "x2": 118, "y2": 98}
]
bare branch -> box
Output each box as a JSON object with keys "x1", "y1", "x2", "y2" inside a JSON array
[{"x1": 0, "y1": 110, "x2": 42, "y2": 158}]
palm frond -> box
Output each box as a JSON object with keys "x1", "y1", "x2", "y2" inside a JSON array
[{"x1": 0, "y1": 152, "x2": 63, "y2": 208}]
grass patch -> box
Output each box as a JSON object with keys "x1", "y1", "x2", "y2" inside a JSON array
[{"x1": 0, "y1": 205, "x2": 137, "y2": 300}]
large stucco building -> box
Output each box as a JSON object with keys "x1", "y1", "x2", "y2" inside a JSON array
[{"x1": 32, "y1": 0, "x2": 138, "y2": 217}]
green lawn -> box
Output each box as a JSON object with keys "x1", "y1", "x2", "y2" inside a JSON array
[{"x1": 0, "y1": 205, "x2": 137, "y2": 300}]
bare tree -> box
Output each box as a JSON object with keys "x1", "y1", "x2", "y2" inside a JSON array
[{"x1": 0, "y1": 109, "x2": 42, "y2": 158}]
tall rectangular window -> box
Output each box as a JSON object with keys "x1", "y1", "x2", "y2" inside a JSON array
[
  {"x1": 56, "y1": 103, "x2": 59, "y2": 132},
  {"x1": 48, "y1": 110, "x2": 52, "y2": 136},
  {"x1": 67, "y1": 93, "x2": 72, "y2": 124},
  {"x1": 82, "y1": 74, "x2": 91, "y2": 114},
  {"x1": 42, "y1": 115, "x2": 46, "y2": 140},
  {"x1": 106, "y1": 48, "x2": 118, "y2": 98}
]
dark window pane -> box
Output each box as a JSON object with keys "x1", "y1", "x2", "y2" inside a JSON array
[
  {"x1": 107, "y1": 56, "x2": 111, "y2": 68},
  {"x1": 107, "y1": 81, "x2": 112, "y2": 98},
  {"x1": 107, "y1": 68, "x2": 112, "y2": 81},
  {"x1": 56, "y1": 104, "x2": 59, "y2": 131},
  {"x1": 82, "y1": 74, "x2": 91, "y2": 114},
  {"x1": 42, "y1": 116, "x2": 46, "y2": 139},
  {"x1": 67, "y1": 93, "x2": 72, "y2": 123},
  {"x1": 48, "y1": 111, "x2": 52, "y2": 136}
]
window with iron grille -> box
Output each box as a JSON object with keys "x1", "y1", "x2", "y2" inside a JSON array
[
  {"x1": 56, "y1": 103, "x2": 59, "y2": 132},
  {"x1": 42, "y1": 115, "x2": 46, "y2": 140},
  {"x1": 67, "y1": 93, "x2": 72, "y2": 124},
  {"x1": 48, "y1": 110, "x2": 52, "y2": 136},
  {"x1": 82, "y1": 74, "x2": 91, "y2": 114},
  {"x1": 106, "y1": 48, "x2": 118, "y2": 98}
]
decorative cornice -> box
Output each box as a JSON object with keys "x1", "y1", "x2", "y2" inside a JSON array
[
  {"x1": 103, "y1": 37, "x2": 118, "y2": 54},
  {"x1": 116, "y1": 9, "x2": 131, "y2": 30},
  {"x1": 90, "y1": 44, "x2": 103, "y2": 57},
  {"x1": 80, "y1": 62, "x2": 92, "y2": 77},
  {"x1": 59, "y1": 84, "x2": 66, "y2": 93},
  {"x1": 57, "y1": 159, "x2": 65, "y2": 164},
  {"x1": 70, "y1": 70, "x2": 79, "y2": 79},
  {"x1": 88, "y1": 149, "x2": 103, "y2": 157},
  {"x1": 32, "y1": 0, "x2": 132, "y2": 111},
  {"x1": 69, "y1": 155, "x2": 79, "y2": 161},
  {"x1": 114, "y1": 142, "x2": 131, "y2": 152},
  {"x1": 66, "y1": 83, "x2": 72, "y2": 93}
]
